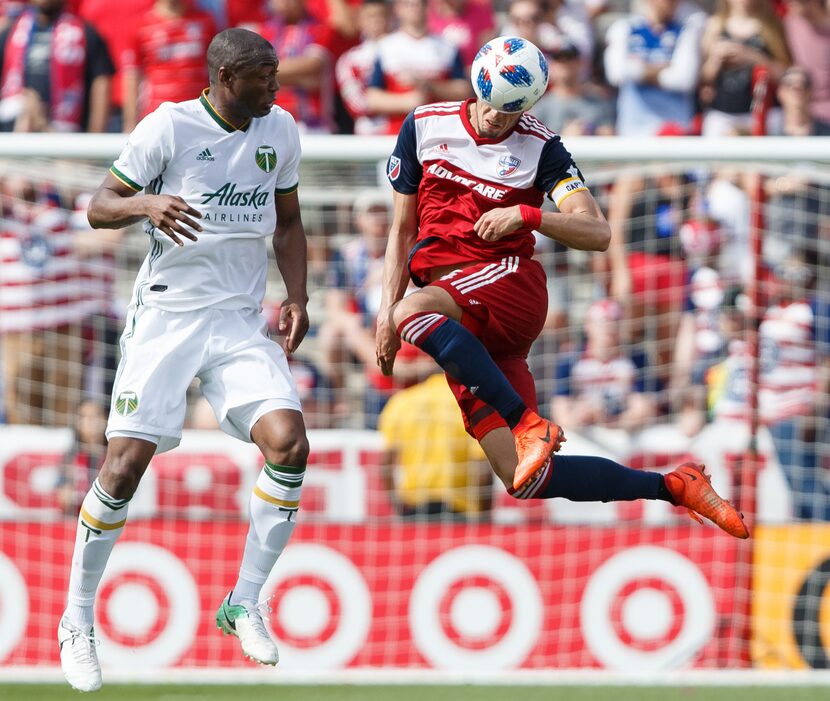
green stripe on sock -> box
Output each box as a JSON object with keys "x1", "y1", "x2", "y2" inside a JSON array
[
  {"x1": 265, "y1": 461, "x2": 305, "y2": 475},
  {"x1": 264, "y1": 465, "x2": 304, "y2": 488},
  {"x1": 92, "y1": 482, "x2": 129, "y2": 510}
]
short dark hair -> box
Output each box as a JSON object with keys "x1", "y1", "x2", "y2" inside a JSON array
[{"x1": 206, "y1": 28, "x2": 276, "y2": 84}]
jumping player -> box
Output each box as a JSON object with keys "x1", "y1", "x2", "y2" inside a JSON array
[
  {"x1": 375, "y1": 37, "x2": 749, "y2": 539},
  {"x1": 58, "y1": 29, "x2": 309, "y2": 691}
]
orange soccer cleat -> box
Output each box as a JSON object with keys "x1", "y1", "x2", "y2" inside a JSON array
[
  {"x1": 664, "y1": 462, "x2": 749, "y2": 539},
  {"x1": 512, "y1": 411, "x2": 566, "y2": 491}
]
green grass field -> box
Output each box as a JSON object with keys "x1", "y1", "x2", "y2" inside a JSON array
[{"x1": 0, "y1": 685, "x2": 826, "y2": 701}]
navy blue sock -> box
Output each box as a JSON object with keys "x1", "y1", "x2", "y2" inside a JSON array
[
  {"x1": 398, "y1": 312, "x2": 527, "y2": 427},
  {"x1": 540, "y1": 455, "x2": 668, "y2": 502}
]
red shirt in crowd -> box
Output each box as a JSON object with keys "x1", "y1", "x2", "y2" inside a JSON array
[{"x1": 123, "y1": 3, "x2": 216, "y2": 118}]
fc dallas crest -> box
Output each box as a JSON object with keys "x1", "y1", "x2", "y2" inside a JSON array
[{"x1": 497, "y1": 155, "x2": 521, "y2": 177}]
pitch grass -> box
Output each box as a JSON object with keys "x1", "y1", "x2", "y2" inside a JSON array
[{"x1": 0, "y1": 685, "x2": 826, "y2": 701}]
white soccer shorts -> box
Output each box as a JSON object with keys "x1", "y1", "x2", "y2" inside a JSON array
[{"x1": 107, "y1": 306, "x2": 302, "y2": 453}]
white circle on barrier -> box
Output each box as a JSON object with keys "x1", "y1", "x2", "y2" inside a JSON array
[
  {"x1": 451, "y1": 587, "x2": 501, "y2": 640},
  {"x1": 623, "y1": 587, "x2": 672, "y2": 641},
  {"x1": 0, "y1": 551, "x2": 29, "y2": 662},
  {"x1": 580, "y1": 546, "x2": 715, "y2": 671},
  {"x1": 278, "y1": 585, "x2": 331, "y2": 639},
  {"x1": 261, "y1": 544, "x2": 371, "y2": 669},
  {"x1": 108, "y1": 582, "x2": 158, "y2": 638},
  {"x1": 409, "y1": 545, "x2": 542, "y2": 670},
  {"x1": 96, "y1": 543, "x2": 199, "y2": 668}
]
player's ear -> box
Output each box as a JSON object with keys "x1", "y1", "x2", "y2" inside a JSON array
[{"x1": 216, "y1": 66, "x2": 235, "y2": 89}]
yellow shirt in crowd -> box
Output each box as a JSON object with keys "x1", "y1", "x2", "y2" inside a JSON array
[{"x1": 378, "y1": 374, "x2": 489, "y2": 516}]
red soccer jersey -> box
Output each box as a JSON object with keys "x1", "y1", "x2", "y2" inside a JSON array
[
  {"x1": 387, "y1": 99, "x2": 589, "y2": 284},
  {"x1": 124, "y1": 6, "x2": 216, "y2": 117}
]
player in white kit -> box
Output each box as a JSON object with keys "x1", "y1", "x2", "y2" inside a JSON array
[{"x1": 58, "y1": 28, "x2": 309, "y2": 691}]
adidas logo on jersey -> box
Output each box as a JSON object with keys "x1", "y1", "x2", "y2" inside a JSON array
[{"x1": 196, "y1": 148, "x2": 215, "y2": 161}]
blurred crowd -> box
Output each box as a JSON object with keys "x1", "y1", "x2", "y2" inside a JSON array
[
  {"x1": 1, "y1": 0, "x2": 830, "y2": 522},
  {"x1": 0, "y1": 0, "x2": 824, "y2": 136}
]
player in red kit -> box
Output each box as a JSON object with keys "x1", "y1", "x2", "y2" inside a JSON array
[{"x1": 375, "y1": 37, "x2": 749, "y2": 539}]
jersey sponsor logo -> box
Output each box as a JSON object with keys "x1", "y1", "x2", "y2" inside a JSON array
[
  {"x1": 200, "y1": 182, "x2": 270, "y2": 209},
  {"x1": 437, "y1": 143, "x2": 449, "y2": 154},
  {"x1": 567, "y1": 164, "x2": 581, "y2": 179},
  {"x1": 196, "y1": 148, "x2": 215, "y2": 161},
  {"x1": 497, "y1": 155, "x2": 521, "y2": 177},
  {"x1": 388, "y1": 155, "x2": 401, "y2": 181},
  {"x1": 115, "y1": 390, "x2": 139, "y2": 417},
  {"x1": 425, "y1": 163, "x2": 507, "y2": 201},
  {"x1": 255, "y1": 145, "x2": 277, "y2": 173}
]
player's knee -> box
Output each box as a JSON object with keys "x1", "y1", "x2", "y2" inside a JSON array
[
  {"x1": 259, "y1": 431, "x2": 309, "y2": 468},
  {"x1": 98, "y1": 447, "x2": 151, "y2": 500},
  {"x1": 389, "y1": 293, "x2": 431, "y2": 331}
]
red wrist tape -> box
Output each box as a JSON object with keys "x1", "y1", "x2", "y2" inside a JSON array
[{"x1": 519, "y1": 204, "x2": 542, "y2": 230}]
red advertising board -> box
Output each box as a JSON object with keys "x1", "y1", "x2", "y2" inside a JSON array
[{"x1": 0, "y1": 521, "x2": 740, "y2": 672}]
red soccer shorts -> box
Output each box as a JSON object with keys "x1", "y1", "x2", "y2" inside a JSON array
[{"x1": 429, "y1": 256, "x2": 547, "y2": 440}]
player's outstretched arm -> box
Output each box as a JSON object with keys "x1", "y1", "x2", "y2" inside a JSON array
[
  {"x1": 273, "y1": 189, "x2": 310, "y2": 354},
  {"x1": 473, "y1": 190, "x2": 610, "y2": 252},
  {"x1": 87, "y1": 172, "x2": 202, "y2": 247},
  {"x1": 376, "y1": 191, "x2": 419, "y2": 377}
]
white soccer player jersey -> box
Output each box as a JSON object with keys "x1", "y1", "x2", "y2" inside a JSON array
[{"x1": 111, "y1": 90, "x2": 301, "y2": 312}]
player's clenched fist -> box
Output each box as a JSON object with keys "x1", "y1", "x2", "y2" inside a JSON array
[
  {"x1": 278, "y1": 298, "x2": 309, "y2": 354},
  {"x1": 145, "y1": 194, "x2": 203, "y2": 246},
  {"x1": 375, "y1": 315, "x2": 400, "y2": 377},
  {"x1": 473, "y1": 205, "x2": 523, "y2": 242}
]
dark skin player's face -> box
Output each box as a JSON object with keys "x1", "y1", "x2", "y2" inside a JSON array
[{"x1": 224, "y1": 59, "x2": 280, "y2": 121}]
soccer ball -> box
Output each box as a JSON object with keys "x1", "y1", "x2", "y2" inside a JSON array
[{"x1": 471, "y1": 36, "x2": 549, "y2": 114}]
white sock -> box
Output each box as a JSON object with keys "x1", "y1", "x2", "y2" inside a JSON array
[
  {"x1": 230, "y1": 462, "x2": 303, "y2": 607},
  {"x1": 64, "y1": 479, "x2": 130, "y2": 631}
]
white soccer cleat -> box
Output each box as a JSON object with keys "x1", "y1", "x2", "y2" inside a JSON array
[
  {"x1": 216, "y1": 593, "x2": 279, "y2": 665},
  {"x1": 58, "y1": 616, "x2": 102, "y2": 692}
]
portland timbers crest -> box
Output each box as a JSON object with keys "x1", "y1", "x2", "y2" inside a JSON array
[
  {"x1": 115, "y1": 390, "x2": 139, "y2": 416},
  {"x1": 255, "y1": 145, "x2": 277, "y2": 173}
]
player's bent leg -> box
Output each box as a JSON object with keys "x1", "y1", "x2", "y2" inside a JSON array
[
  {"x1": 218, "y1": 409, "x2": 308, "y2": 665},
  {"x1": 60, "y1": 436, "x2": 156, "y2": 691},
  {"x1": 665, "y1": 462, "x2": 749, "y2": 539}
]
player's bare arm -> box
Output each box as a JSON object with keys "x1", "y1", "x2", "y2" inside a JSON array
[
  {"x1": 87, "y1": 172, "x2": 202, "y2": 247},
  {"x1": 473, "y1": 190, "x2": 610, "y2": 251},
  {"x1": 376, "y1": 190, "x2": 419, "y2": 376},
  {"x1": 274, "y1": 189, "x2": 309, "y2": 354}
]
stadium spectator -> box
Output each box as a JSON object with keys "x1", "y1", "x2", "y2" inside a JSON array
[
  {"x1": 709, "y1": 249, "x2": 830, "y2": 520},
  {"x1": 375, "y1": 38, "x2": 747, "y2": 539},
  {"x1": 379, "y1": 371, "x2": 492, "y2": 519},
  {"x1": 366, "y1": 0, "x2": 469, "y2": 135},
  {"x1": 700, "y1": 0, "x2": 791, "y2": 136},
  {"x1": 0, "y1": 0, "x2": 115, "y2": 132},
  {"x1": 192, "y1": 0, "x2": 267, "y2": 29},
  {"x1": 320, "y1": 190, "x2": 434, "y2": 427},
  {"x1": 67, "y1": 192, "x2": 125, "y2": 402},
  {"x1": 0, "y1": 176, "x2": 87, "y2": 427},
  {"x1": 252, "y1": 0, "x2": 336, "y2": 132},
  {"x1": 57, "y1": 29, "x2": 312, "y2": 690},
  {"x1": 669, "y1": 266, "x2": 731, "y2": 412},
  {"x1": 56, "y1": 397, "x2": 108, "y2": 515},
  {"x1": 71, "y1": 0, "x2": 154, "y2": 132},
  {"x1": 335, "y1": 0, "x2": 391, "y2": 135},
  {"x1": 783, "y1": 0, "x2": 830, "y2": 127},
  {"x1": 121, "y1": 0, "x2": 216, "y2": 132},
  {"x1": 531, "y1": 40, "x2": 615, "y2": 135},
  {"x1": 605, "y1": 171, "x2": 691, "y2": 380},
  {"x1": 767, "y1": 65, "x2": 830, "y2": 134},
  {"x1": 552, "y1": 299, "x2": 656, "y2": 450},
  {"x1": 428, "y1": 0, "x2": 496, "y2": 69},
  {"x1": 510, "y1": 0, "x2": 594, "y2": 74},
  {"x1": 603, "y1": 0, "x2": 705, "y2": 136}
]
